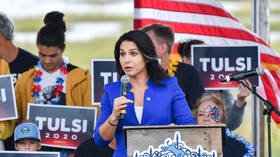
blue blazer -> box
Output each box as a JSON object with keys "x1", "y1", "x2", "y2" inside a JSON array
[{"x1": 94, "y1": 77, "x2": 196, "y2": 157}]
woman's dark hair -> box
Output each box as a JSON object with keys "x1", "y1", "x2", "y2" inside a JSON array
[
  {"x1": 36, "y1": 11, "x2": 66, "y2": 49},
  {"x1": 114, "y1": 30, "x2": 169, "y2": 85}
]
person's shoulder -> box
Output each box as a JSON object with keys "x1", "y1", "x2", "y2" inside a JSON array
[
  {"x1": 18, "y1": 48, "x2": 39, "y2": 61},
  {"x1": 17, "y1": 67, "x2": 36, "y2": 82},
  {"x1": 0, "y1": 59, "x2": 10, "y2": 75},
  {"x1": 104, "y1": 81, "x2": 121, "y2": 90},
  {"x1": 77, "y1": 138, "x2": 95, "y2": 149},
  {"x1": 159, "y1": 76, "x2": 178, "y2": 85},
  {"x1": 67, "y1": 63, "x2": 89, "y2": 75},
  {"x1": 177, "y1": 62, "x2": 198, "y2": 72},
  {"x1": 0, "y1": 59, "x2": 9, "y2": 67},
  {"x1": 75, "y1": 138, "x2": 96, "y2": 157},
  {"x1": 22, "y1": 67, "x2": 36, "y2": 75}
]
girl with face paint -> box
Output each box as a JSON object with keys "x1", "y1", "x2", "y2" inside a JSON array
[
  {"x1": 195, "y1": 93, "x2": 255, "y2": 157},
  {"x1": 196, "y1": 94, "x2": 226, "y2": 125}
]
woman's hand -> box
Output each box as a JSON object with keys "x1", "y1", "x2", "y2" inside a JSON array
[{"x1": 111, "y1": 96, "x2": 133, "y2": 121}]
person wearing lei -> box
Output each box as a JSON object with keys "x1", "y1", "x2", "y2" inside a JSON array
[
  {"x1": 32, "y1": 60, "x2": 68, "y2": 105},
  {"x1": 15, "y1": 11, "x2": 92, "y2": 122},
  {"x1": 15, "y1": 11, "x2": 92, "y2": 157}
]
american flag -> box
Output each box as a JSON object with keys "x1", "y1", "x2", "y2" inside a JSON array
[{"x1": 133, "y1": 0, "x2": 280, "y2": 125}]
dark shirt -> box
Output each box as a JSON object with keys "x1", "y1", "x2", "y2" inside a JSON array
[
  {"x1": 175, "y1": 62, "x2": 205, "y2": 109},
  {"x1": 223, "y1": 136, "x2": 247, "y2": 156},
  {"x1": 75, "y1": 138, "x2": 114, "y2": 157},
  {"x1": 9, "y1": 48, "x2": 39, "y2": 85}
]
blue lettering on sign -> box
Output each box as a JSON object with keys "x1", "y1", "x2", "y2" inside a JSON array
[{"x1": 133, "y1": 131, "x2": 217, "y2": 157}]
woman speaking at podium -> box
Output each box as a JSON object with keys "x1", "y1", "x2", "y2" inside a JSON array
[{"x1": 94, "y1": 30, "x2": 196, "y2": 157}]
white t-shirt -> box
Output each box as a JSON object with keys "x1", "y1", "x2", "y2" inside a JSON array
[
  {"x1": 35, "y1": 68, "x2": 67, "y2": 104},
  {"x1": 134, "y1": 106, "x2": 143, "y2": 124}
]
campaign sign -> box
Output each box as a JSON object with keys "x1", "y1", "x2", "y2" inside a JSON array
[
  {"x1": 27, "y1": 104, "x2": 97, "y2": 149},
  {"x1": 91, "y1": 59, "x2": 119, "y2": 103},
  {"x1": 0, "y1": 151, "x2": 59, "y2": 157},
  {"x1": 192, "y1": 45, "x2": 260, "y2": 89},
  {"x1": 0, "y1": 75, "x2": 18, "y2": 121}
]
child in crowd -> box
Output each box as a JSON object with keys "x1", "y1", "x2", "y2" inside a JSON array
[
  {"x1": 196, "y1": 93, "x2": 255, "y2": 157},
  {"x1": 14, "y1": 122, "x2": 41, "y2": 151}
]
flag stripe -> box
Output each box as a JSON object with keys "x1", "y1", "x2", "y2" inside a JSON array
[
  {"x1": 134, "y1": 0, "x2": 237, "y2": 20},
  {"x1": 134, "y1": 8, "x2": 242, "y2": 29},
  {"x1": 262, "y1": 72, "x2": 280, "y2": 122},
  {"x1": 174, "y1": 33, "x2": 275, "y2": 55},
  {"x1": 134, "y1": 19, "x2": 269, "y2": 46},
  {"x1": 261, "y1": 53, "x2": 280, "y2": 64}
]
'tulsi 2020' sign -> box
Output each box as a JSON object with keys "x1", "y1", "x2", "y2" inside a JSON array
[
  {"x1": 192, "y1": 45, "x2": 260, "y2": 89},
  {"x1": 27, "y1": 104, "x2": 97, "y2": 149}
]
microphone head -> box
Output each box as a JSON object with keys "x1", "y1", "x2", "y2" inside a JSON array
[
  {"x1": 256, "y1": 67, "x2": 265, "y2": 76},
  {"x1": 220, "y1": 75, "x2": 231, "y2": 82},
  {"x1": 120, "y1": 75, "x2": 130, "y2": 84}
]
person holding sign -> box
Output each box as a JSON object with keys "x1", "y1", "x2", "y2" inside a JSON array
[
  {"x1": 141, "y1": 24, "x2": 205, "y2": 113},
  {"x1": 15, "y1": 11, "x2": 92, "y2": 157},
  {"x1": 94, "y1": 30, "x2": 196, "y2": 157},
  {"x1": 195, "y1": 93, "x2": 254, "y2": 157},
  {"x1": 0, "y1": 59, "x2": 15, "y2": 150},
  {"x1": 178, "y1": 39, "x2": 252, "y2": 131},
  {"x1": 14, "y1": 122, "x2": 41, "y2": 151},
  {"x1": 1, "y1": 12, "x2": 39, "y2": 151}
]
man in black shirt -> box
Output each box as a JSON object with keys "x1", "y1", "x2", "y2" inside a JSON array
[
  {"x1": 142, "y1": 24, "x2": 205, "y2": 111},
  {"x1": 0, "y1": 12, "x2": 39, "y2": 150},
  {"x1": 0, "y1": 13, "x2": 38, "y2": 85}
]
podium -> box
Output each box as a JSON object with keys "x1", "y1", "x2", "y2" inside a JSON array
[{"x1": 124, "y1": 124, "x2": 226, "y2": 157}]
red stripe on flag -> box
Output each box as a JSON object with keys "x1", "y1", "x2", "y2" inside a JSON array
[
  {"x1": 134, "y1": 0, "x2": 237, "y2": 20},
  {"x1": 134, "y1": 19, "x2": 268, "y2": 46},
  {"x1": 261, "y1": 53, "x2": 280, "y2": 64},
  {"x1": 262, "y1": 75, "x2": 280, "y2": 123}
]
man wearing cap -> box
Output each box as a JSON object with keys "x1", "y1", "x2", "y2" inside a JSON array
[{"x1": 14, "y1": 122, "x2": 41, "y2": 151}]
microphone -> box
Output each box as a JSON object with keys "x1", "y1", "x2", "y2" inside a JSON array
[
  {"x1": 220, "y1": 67, "x2": 264, "y2": 82},
  {"x1": 119, "y1": 75, "x2": 130, "y2": 119}
]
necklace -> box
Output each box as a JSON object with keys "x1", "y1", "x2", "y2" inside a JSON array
[{"x1": 32, "y1": 61, "x2": 68, "y2": 105}]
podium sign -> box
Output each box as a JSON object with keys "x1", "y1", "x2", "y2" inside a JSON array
[{"x1": 124, "y1": 125, "x2": 225, "y2": 157}]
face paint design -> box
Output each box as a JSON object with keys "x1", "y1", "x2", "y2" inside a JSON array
[
  {"x1": 201, "y1": 105, "x2": 220, "y2": 122},
  {"x1": 209, "y1": 106, "x2": 220, "y2": 122}
]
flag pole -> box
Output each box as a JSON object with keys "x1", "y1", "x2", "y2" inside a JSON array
[{"x1": 252, "y1": 0, "x2": 270, "y2": 156}]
